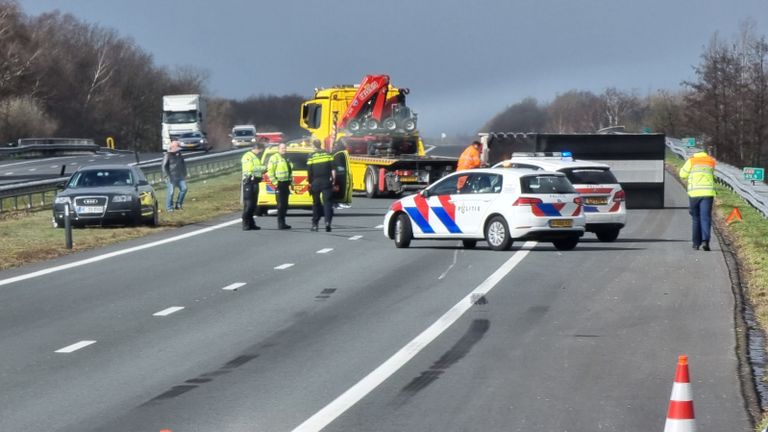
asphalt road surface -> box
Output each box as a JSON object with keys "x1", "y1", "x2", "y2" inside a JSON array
[{"x1": 0, "y1": 173, "x2": 751, "y2": 431}]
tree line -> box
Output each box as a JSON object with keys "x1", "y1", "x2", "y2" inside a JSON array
[
  {"x1": 483, "y1": 20, "x2": 768, "y2": 170},
  {"x1": 0, "y1": 1, "x2": 305, "y2": 152}
]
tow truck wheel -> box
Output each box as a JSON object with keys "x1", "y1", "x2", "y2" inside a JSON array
[
  {"x1": 365, "y1": 166, "x2": 379, "y2": 198},
  {"x1": 595, "y1": 228, "x2": 620, "y2": 242},
  {"x1": 383, "y1": 118, "x2": 397, "y2": 131},
  {"x1": 485, "y1": 216, "x2": 512, "y2": 251},
  {"x1": 348, "y1": 119, "x2": 361, "y2": 132},
  {"x1": 553, "y1": 236, "x2": 579, "y2": 251},
  {"x1": 394, "y1": 213, "x2": 412, "y2": 248}
]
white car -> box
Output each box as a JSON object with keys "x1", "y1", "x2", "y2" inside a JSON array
[
  {"x1": 383, "y1": 168, "x2": 586, "y2": 251},
  {"x1": 494, "y1": 153, "x2": 626, "y2": 242}
]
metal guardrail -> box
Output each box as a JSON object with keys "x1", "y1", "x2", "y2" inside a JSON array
[
  {"x1": 666, "y1": 138, "x2": 768, "y2": 218},
  {"x1": 0, "y1": 149, "x2": 244, "y2": 213}
]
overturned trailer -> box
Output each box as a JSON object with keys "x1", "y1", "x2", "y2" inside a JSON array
[{"x1": 479, "y1": 132, "x2": 667, "y2": 209}]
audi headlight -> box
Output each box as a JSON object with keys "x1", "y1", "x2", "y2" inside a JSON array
[
  {"x1": 112, "y1": 195, "x2": 133, "y2": 203},
  {"x1": 54, "y1": 196, "x2": 70, "y2": 205}
]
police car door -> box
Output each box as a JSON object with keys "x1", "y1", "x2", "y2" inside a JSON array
[
  {"x1": 332, "y1": 150, "x2": 352, "y2": 204},
  {"x1": 410, "y1": 173, "x2": 464, "y2": 237},
  {"x1": 454, "y1": 172, "x2": 502, "y2": 235}
]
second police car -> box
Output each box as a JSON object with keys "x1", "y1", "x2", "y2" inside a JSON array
[
  {"x1": 493, "y1": 152, "x2": 627, "y2": 242},
  {"x1": 383, "y1": 168, "x2": 585, "y2": 251}
]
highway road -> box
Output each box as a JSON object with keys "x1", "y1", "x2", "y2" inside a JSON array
[{"x1": 0, "y1": 173, "x2": 751, "y2": 431}]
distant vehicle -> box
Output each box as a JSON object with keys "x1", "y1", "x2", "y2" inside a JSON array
[
  {"x1": 493, "y1": 152, "x2": 626, "y2": 242},
  {"x1": 52, "y1": 164, "x2": 158, "y2": 227},
  {"x1": 383, "y1": 168, "x2": 586, "y2": 251},
  {"x1": 162, "y1": 94, "x2": 207, "y2": 151},
  {"x1": 231, "y1": 125, "x2": 257, "y2": 148},
  {"x1": 172, "y1": 130, "x2": 210, "y2": 151},
  {"x1": 256, "y1": 140, "x2": 352, "y2": 215}
]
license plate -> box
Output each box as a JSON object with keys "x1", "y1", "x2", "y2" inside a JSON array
[
  {"x1": 550, "y1": 219, "x2": 573, "y2": 228},
  {"x1": 585, "y1": 197, "x2": 609, "y2": 205},
  {"x1": 399, "y1": 176, "x2": 418, "y2": 182},
  {"x1": 76, "y1": 206, "x2": 104, "y2": 214}
]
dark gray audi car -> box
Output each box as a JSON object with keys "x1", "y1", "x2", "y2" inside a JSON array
[{"x1": 52, "y1": 164, "x2": 158, "y2": 227}]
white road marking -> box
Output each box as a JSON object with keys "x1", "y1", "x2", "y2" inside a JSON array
[
  {"x1": 348, "y1": 235, "x2": 363, "y2": 241},
  {"x1": 4, "y1": 172, "x2": 12, "y2": 175},
  {"x1": 28, "y1": 168, "x2": 37, "y2": 171},
  {"x1": 438, "y1": 249, "x2": 460, "y2": 280},
  {"x1": 55, "y1": 340, "x2": 96, "y2": 353},
  {"x1": 274, "y1": 263, "x2": 294, "y2": 270},
  {"x1": 374, "y1": 224, "x2": 383, "y2": 229},
  {"x1": 316, "y1": 248, "x2": 333, "y2": 254},
  {"x1": 222, "y1": 282, "x2": 246, "y2": 291},
  {"x1": 88, "y1": 159, "x2": 95, "y2": 162},
  {"x1": 424, "y1": 145, "x2": 436, "y2": 154},
  {"x1": 291, "y1": 241, "x2": 537, "y2": 432},
  {"x1": 153, "y1": 306, "x2": 185, "y2": 317},
  {"x1": 50, "y1": 165, "x2": 58, "y2": 169},
  {"x1": 0, "y1": 156, "x2": 75, "y2": 168},
  {"x1": 0, "y1": 218, "x2": 241, "y2": 288}
]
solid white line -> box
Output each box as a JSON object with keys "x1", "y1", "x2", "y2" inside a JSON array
[
  {"x1": 274, "y1": 263, "x2": 294, "y2": 270},
  {"x1": 222, "y1": 282, "x2": 246, "y2": 291},
  {"x1": 55, "y1": 340, "x2": 96, "y2": 353},
  {"x1": 0, "y1": 218, "x2": 241, "y2": 288},
  {"x1": 291, "y1": 241, "x2": 536, "y2": 432},
  {"x1": 153, "y1": 306, "x2": 185, "y2": 317},
  {"x1": 348, "y1": 235, "x2": 363, "y2": 241},
  {"x1": 316, "y1": 248, "x2": 333, "y2": 254}
]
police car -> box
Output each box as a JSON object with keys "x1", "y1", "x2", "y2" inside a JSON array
[
  {"x1": 493, "y1": 152, "x2": 626, "y2": 242},
  {"x1": 383, "y1": 168, "x2": 586, "y2": 251},
  {"x1": 256, "y1": 140, "x2": 353, "y2": 215}
]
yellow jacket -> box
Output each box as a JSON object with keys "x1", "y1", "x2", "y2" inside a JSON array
[{"x1": 679, "y1": 151, "x2": 716, "y2": 197}]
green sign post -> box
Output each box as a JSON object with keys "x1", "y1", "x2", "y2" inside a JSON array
[
  {"x1": 682, "y1": 137, "x2": 696, "y2": 147},
  {"x1": 743, "y1": 167, "x2": 765, "y2": 182}
]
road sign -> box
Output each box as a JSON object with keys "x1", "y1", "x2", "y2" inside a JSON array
[
  {"x1": 743, "y1": 167, "x2": 765, "y2": 182},
  {"x1": 682, "y1": 137, "x2": 696, "y2": 147}
]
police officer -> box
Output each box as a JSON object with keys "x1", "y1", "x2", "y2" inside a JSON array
[
  {"x1": 241, "y1": 140, "x2": 267, "y2": 230},
  {"x1": 679, "y1": 148, "x2": 717, "y2": 251},
  {"x1": 307, "y1": 138, "x2": 336, "y2": 232},
  {"x1": 268, "y1": 142, "x2": 293, "y2": 230}
]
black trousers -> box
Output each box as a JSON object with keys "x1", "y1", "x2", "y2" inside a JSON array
[
  {"x1": 242, "y1": 180, "x2": 259, "y2": 227},
  {"x1": 311, "y1": 184, "x2": 333, "y2": 226},
  {"x1": 276, "y1": 181, "x2": 291, "y2": 227}
]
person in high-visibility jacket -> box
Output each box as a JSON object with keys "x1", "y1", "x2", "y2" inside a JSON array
[
  {"x1": 457, "y1": 140, "x2": 483, "y2": 171},
  {"x1": 240, "y1": 140, "x2": 266, "y2": 231},
  {"x1": 268, "y1": 142, "x2": 294, "y2": 230},
  {"x1": 307, "y1": 139, "x2": 336, "y2": 232},
  {"x1": 679, "y1": 149, "x2": 717, "y2": 251}
]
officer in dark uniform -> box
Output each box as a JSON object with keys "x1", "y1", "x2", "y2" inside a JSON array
[{"x1": 307, "y1": 138, "x2": 336, "y2": 232}]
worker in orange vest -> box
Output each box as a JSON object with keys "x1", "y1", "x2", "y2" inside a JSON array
[
  {"x1": 679, "y1": 149, "x2": 717, "y2": 251},
  {"x1": 457, "y1": 141, "x2": 483, "y2": 171}
]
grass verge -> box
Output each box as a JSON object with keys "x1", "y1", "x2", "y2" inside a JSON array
[
  {"x1": 666, "y1": 151, "x2": 768, "y2": 429},
  {"x1": 0, "y1": 171, "x2": 243, "y2": 271}
]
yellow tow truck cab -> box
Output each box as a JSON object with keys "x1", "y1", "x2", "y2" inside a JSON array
[
  {"x1": 256, "y1": 140, "x2": 352, "y2": 215},
  {"x1": 300, "y1": 81, "x2": 457, "y2": 198}
]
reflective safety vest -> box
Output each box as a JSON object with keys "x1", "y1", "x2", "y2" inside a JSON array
[
  {"x1": 241, "y1": 150, "x2": 266, "y2": 180},
  {"x1": 457, "y1": 145, "x2": 481, "y2": 171},
  {"x1": 268, "y1": 152, "x2": 293, "y2": 183},
  {"x1": 679, "y1": 151, "x2": 716, "y2": 197},
  {"x1": 307, "y1": 150, "x2": 334, "y2": 185}
]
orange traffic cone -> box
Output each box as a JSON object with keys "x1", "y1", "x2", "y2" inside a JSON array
[
  {"x1": 726, "y1": 207, "x2": 743, "y2": 224},
  {"x1": 664, "y1": 355, "x2": 696, "y2": 432}
]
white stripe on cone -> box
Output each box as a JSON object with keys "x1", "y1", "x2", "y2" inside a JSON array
[
  {"x1": 669, "y1": 382, "x2": 692, "y2": 403},
  {"x1": 664, "y1": 419, "x2": 696, "y2": 432}
]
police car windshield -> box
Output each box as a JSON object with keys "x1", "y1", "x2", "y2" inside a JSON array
[
  {"x1": 561, "y1": 168, "x2": 617, "y2": 185},
  {"x1": 520, "y1": 174, "x2": 575, "y2": 194}
]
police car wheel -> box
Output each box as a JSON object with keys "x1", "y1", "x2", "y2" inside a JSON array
[
  {"x1": 394, "y1": 213, "x2": 412, "y2": 248},
  {"x1": 485, "y1": 216, "x2": 512, "y2": 251},
  {"x1": 365, "y1": 166, "x2": 379, "y2": 198},
  {"x1": 595, "y1": 228, "x2": 620, "y2": 242},
  {"x1": 462, "y1": 240, "x2": 477, "y2": 249},
  {"x1": 552, "y1": 237, "x2": 579, "y2": 251}
]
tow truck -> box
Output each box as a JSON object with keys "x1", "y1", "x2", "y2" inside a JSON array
[{"x1": 299, "y1": 74, "x2": 457, "y2": 197}]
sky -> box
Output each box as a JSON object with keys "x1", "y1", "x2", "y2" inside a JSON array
[{"x1": 18, "y1": 0, "x2": 768, "y2": 137}]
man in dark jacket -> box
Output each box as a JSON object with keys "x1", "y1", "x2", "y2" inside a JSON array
[
  {"x1": 307, "y1": 139, "x2": 336, "y2": 232},
  {"x1": 161, "y1": 140, "x2": 188, "y2": 211}
]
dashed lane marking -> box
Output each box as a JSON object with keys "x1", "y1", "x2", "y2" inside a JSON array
[
  {"x1": 55, "y1": 340, "x2": 96, "y2": 353},
  {"x1": 153, "y1": 306, "x2": 185, "y2": 317},
  {"x1": 222, "y1": 282, "x2": 246, "y2": 291},
  {"x1": 374, "y1": 224, "x2": 384, "y2": 229},
  {"x1": 348, "y1": 235, "x2": 363, "y2": 241},
  {"x1": 274, "y1": 263, "x2": 294, "y2": 270},
  {"x1": 316, "y1": 248, "x2": 333, "y2": 254}
]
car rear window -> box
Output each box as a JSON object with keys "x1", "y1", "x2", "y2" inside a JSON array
[
  {"x1": 561, "y1": 168, "x2": 617, "y2": 185},
  {"x1": 520, "y1": 174, "x2": 575, "y2": 194}
]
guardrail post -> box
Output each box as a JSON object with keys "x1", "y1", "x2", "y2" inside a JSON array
[{"x1": 64, "y1": 203, "x2": 72, "y2": 249}]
